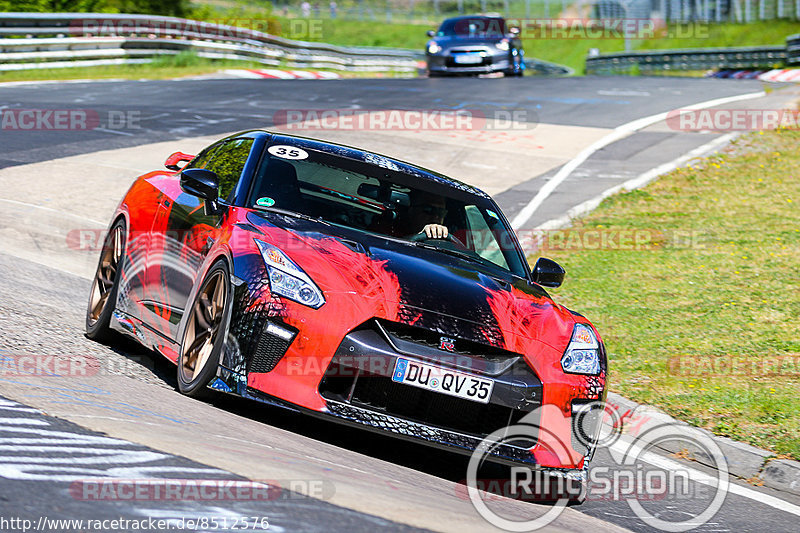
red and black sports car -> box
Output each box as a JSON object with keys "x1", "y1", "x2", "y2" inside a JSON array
[{"x1": 86, "y1": 130, "x2": 606, "y2": 481}]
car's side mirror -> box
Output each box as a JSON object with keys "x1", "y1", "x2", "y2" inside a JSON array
[
  {"x1": 165, "y1": 151, "x2": 195, "y2": 171},
  {"x1": 532, "y1": 257, "x2": 565, "y2": 288},
  {"x1": 426, "y1": 30, "x2": 435, "y2": 37},
  {"x1": 180, "y1": 168, "x2": 221, "y2": 216}
]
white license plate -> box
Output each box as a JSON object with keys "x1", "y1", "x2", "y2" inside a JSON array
[
  {"x1": 454, "y1": 54, "x2": 482, "y2": 64},
  {"x1": 391, "y1": 358, "x2": 494, "y2": 404}
]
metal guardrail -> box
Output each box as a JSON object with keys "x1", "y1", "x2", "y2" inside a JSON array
[
  {"x1": 0, "y1": 12, "x2": 424, "y2": 73},
  {"x1": 787, "y1": 33, "x2": 800, "y2": 65},
  {"x1": 525, "y1": 57, "x2": 573, "y2": 76},
  {"x1": 586, "y1": 45, "x2": 788, "y2": 75},
  {"x1": 586, "y1": 38, "x2": 793, "y2": 75}
]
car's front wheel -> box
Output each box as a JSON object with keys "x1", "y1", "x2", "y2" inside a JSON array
[
  {"x1": 85, "y1": 218, "x2": 126, "y2": 342},
  {"x1": 177, "y1": 260, "x2": 231, "y2": 398}
]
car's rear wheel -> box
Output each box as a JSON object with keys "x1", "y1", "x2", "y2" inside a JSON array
[
  {"x1": 177, "y1": 260, "x2": 230, "y2": 398},
  {"x1": 85, "y1": 218, "x2": 126, "y2": 342}
]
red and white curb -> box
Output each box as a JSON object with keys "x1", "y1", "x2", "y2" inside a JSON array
[
  {"x1": 223, "y1": 69, "x2": 340, "y2": 80},
  {"x1": 758, "y1": 69, "x2": 800, "y2": 82}
]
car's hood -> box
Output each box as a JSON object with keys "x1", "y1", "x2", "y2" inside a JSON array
[{"x1": 247, "y1": 211, "x2": 575, "y2": 349}]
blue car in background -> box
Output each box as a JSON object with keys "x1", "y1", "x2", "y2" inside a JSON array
[{"x1": 425, "y1": 15, "x2": 525, "y2": 77}]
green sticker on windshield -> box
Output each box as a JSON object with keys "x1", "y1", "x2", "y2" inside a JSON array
[
  {"x1": 487, "y1": 209, "x2": 499, "y2": 220},
  {"x1": 256, "y1": 197, "x2": 275, "y2": 208}
]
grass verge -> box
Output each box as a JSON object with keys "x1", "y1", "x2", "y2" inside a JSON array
[
  {"x1": 523, "y1": 20, "x2": 800, "y2": 74},
  {"x1": 534, "y1": 128, "x2": 800, "y2": 459}
]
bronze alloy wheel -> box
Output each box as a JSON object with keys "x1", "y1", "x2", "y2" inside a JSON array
[
  {"x1": 178, "y1": 262, "x2": 229, "y2": 396},
  {"x1": 85, "y1": 220, "x2": 126, "y2": 341}
]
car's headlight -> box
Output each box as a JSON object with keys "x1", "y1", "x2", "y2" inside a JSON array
[
  {"x1": 495, "y1": 40, "x2": 510, "y2": 51},
  {"x1": 561, "y1": 324, "x2": 601, "y2": 375},
  {"x1": 255, "y1": 240, "x2": 325, "y2": 309},
  {"x1": 427, "y1": 41, "x2": 442, "y2": 54}
]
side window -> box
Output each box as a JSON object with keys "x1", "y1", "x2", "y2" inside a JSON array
[
  {"x1": 205, "y1": 138, "x2": 255, "y2": 202},
  {"x1": 186, "y1": 145, "x2": 219, "y2": 171},
  {"x1": 189, "y1": 138, "x2": 254, "y2": 202},
  {"x1": 464, "y1": 205, "x2": 510, "y2": 270}
]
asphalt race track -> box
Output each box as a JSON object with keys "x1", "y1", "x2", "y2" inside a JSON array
[{"x1": 1, "y1": 75, "x2": 800, "y2": 533}]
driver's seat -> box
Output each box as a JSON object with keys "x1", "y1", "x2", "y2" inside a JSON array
[{"x1": 257, "y1": 159, "x2": 302, "y2": 210}]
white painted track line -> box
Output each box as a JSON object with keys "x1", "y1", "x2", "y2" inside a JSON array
[
  {"x1": 511, "y1": 90, "x2": 767, "y2": 229},
  {"x1": 532, "y1": 132, "x2": 738, "y2": 232},
  {"x1": 610, "y1": 439, "x2": 800, "y2": 518}
]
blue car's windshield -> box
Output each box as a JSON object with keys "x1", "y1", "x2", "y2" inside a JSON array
[
  {"x1": 247, "y1": 142, "x2": 528, "y2": 278},
  {"x1": 437, "y1": 17, "x2": 507, "y2": 37}
]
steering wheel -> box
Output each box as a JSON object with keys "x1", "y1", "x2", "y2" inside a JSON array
[{"x1": 410, "y1": 231, "x2": 467, "y2": 249}]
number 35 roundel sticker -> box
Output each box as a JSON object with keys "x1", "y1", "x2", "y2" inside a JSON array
[{"x1": 268, "y1": 145, "x2": 309, "y2": 160}]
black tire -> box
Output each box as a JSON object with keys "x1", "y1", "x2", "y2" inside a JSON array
[
  {"x1": 85, "y1": 218, "x2": 126, "y2": 343},
  {"x1": 177, "y1": 260, "x2": 231, "y2": 398}
]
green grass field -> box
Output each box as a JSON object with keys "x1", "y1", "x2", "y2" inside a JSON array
[
  {"x1": 533, "y1": 128, "x2": 800, "y2": 459},
  {"x1": 274, "y1": 16, "x2": 429, "y2": 48},
  {"x1": 276, "y1": 16, "x2": 800, "y2": 73}
]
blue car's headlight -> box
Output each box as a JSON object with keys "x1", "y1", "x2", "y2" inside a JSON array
[
  {"x1": 255, "y1": 240, "x2": 325, "y2": 309},
  {"x1": 561, "y1": 324, "x2": 601, "y2": 375},
  {"x1": 427, "y1": 41, "x2": 442, "y2": 54},
  {"x1": 495, "y1": 40, "x2": 510, "y2": 51}
]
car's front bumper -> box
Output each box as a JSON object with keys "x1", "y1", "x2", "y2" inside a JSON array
[
  {"x1": 427, "y1": 58, "x2": 513, "y2": 75},
  {"x1": 218, "y1": 308, "x2": 604, "y2": 469},
  {"x1": 427, "y1": 50, "x2": 514, "y2": 75}
]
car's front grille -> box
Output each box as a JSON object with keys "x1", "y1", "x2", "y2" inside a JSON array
[
  {"x1": 322, "y1": 368, "x2": 531, "y2": 443},
  {"x1": 319, "y1": 320, "x2": 541, "y2": 448}
]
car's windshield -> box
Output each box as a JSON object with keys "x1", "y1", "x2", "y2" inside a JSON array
[
  {"x1": 437, "y1": 17, "x2": 507, "y2": 37},
  {"x1": 247, "y1": 143, "x2": 528, "y2": 278}
]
